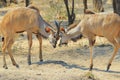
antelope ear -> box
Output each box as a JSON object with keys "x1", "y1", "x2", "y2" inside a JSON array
[
  {"x1": 45, "y1": 27, "x2": 51, "y2": 33},
  {"x1": 60, "y1": 27, "x2": 65, "y2": 33}
]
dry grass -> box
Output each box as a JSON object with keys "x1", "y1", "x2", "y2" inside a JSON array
[{"x1": 0, "y1": 0, "x2": 113, "y2": 21}]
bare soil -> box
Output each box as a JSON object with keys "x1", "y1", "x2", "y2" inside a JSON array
[
  {"x1": 0, "y1": 0, "x2": 119, "y2": 80},
  {"x1": 0, "y1": 34, "x2": 119, "y2": 80}
]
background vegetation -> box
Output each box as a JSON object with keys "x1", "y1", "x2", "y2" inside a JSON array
[{"x1": 0, "y1": 0, "x2": 113, "y2": 22}]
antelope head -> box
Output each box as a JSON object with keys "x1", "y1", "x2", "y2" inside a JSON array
[
  {"x1": 46, "y1": 21, "x2": 62, "y2": 48},
  {"x1": 59, "y1": 27, "x2": 69, "y2": 46},
  {"x1": 59, "y1": 22, "x2": 83, "y2": 46}
]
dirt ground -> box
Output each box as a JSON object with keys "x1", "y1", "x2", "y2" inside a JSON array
[
  {"x1": 0, "y1": 34, "x2": 119, "y2": 80},
  {"x1": 0, "y1": 1, "x2": 119, "y2": 80}
]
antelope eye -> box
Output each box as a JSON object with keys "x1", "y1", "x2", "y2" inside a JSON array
[
  {"x1": 56, "y1": 37, "x2": 59, "y2": 40},
  {"x1": 54, "y1": 35, "x2": 56, "y2": 38}
]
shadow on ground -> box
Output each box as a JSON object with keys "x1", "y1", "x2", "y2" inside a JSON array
[{"x1": 32, "y1": 60, "x2": 120, "y2": 74}]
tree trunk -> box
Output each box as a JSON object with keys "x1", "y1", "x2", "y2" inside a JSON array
[
  {"x1": 0, "y1": 0, "x2": 18, "y2": 7},
  {"x1": 3, "y1": 0, "x2": 6, "y2": 3},
  {"x1": 113, "y1": 0, "x2": 120, "y2": 15},
  {"x1": 93, "y1": 0, "x2": 104, "y2": 12},
  {"x1": 83, "y1": 0, "x2": 88, "y2": 11},
  {"x1": 64, "y1": 0, "x2": 75, "y2": 26},
  {"x1": 25, "y1": 0, "x2": 29, "y2": 7},
  {"x1": 113, "y1": 0, "x2": 117, "y2": 13},
  {"x1": 1, "y1": 0, "x2": 7, "y2": 6},
  {"x1": 10, "y1": 0, "x2": 18, "y2": 4}
]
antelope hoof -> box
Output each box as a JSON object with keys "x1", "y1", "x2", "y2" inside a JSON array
[
  {"x1": 28, "y1": 61, "x2": 31, "y2": 65},
  {"x1": 89, "y1": 64, "x2": 93, "y2": 71},
  {"x1": 3, "y1": 65, "x2": 8, "y2": 69},
  {"x1": 106, "y1": 64, "x2": 111, "y2": 71},
  {"x1": 13, "y1": 63, "x2": 19, "y2": 68},
  {"x1": 40, "y1": 59, "x2": 43, "y2": 62},
  {"x1": 16, "y1": 64, "x2": 19, "y2": 68}
]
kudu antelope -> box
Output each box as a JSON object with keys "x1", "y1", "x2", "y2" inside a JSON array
[
  {"x1": 60, "y1": 13, "x2": 120, "y2": 71},
  {"x1": 0, "y1": 6, "x2": 60, "y2": 69}
]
